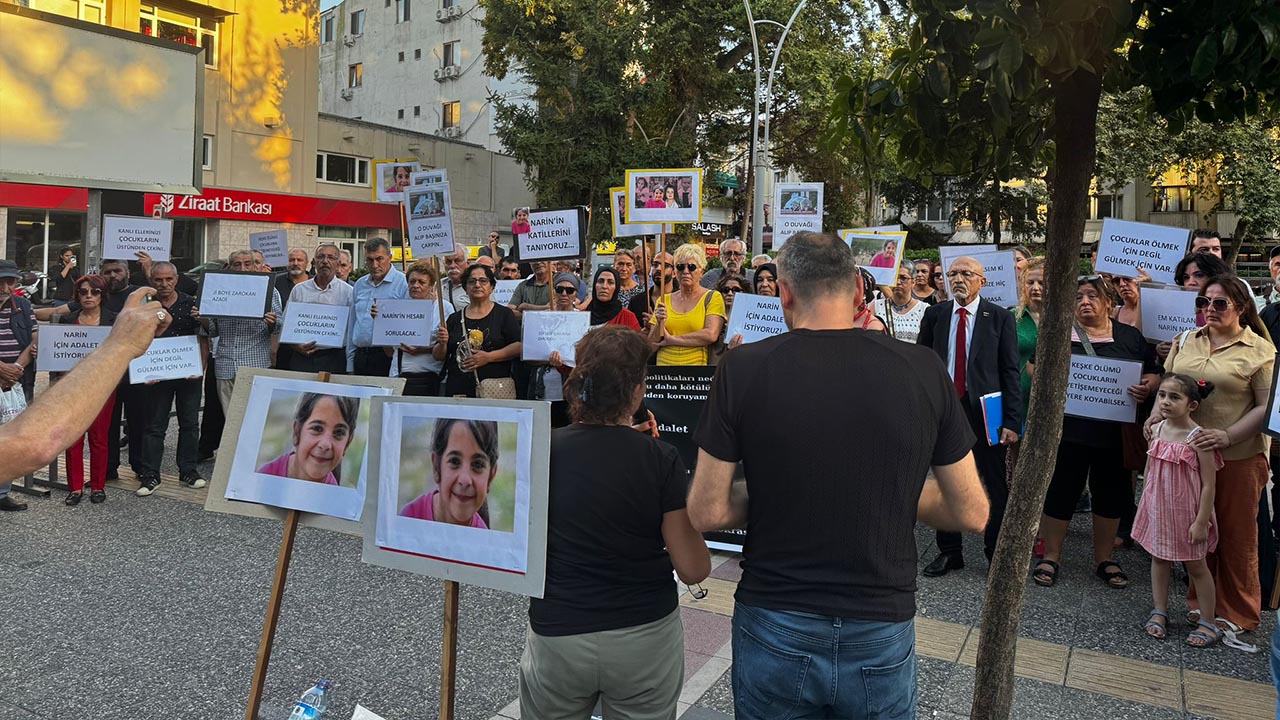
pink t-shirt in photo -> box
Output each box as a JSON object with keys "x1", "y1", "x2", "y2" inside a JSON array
[
  {"x1": 257, "y1": 452, "x2": 339, "y2": 486},
  {"x1": 400, "y1": 490, "x2": 488, "y2": 529}
]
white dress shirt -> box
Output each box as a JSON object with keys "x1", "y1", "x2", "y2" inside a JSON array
[{"x1": 946, "y1": 295, "x2": 982, "y2": 384}]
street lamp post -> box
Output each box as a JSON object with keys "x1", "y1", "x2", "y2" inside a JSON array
[{"x1": 744, "y1": 0, "x2": 807, "y2": 257}]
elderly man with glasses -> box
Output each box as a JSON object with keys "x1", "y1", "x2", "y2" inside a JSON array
[{"x1": 700, "y1": 238, "x2": 754, "y2": 290}]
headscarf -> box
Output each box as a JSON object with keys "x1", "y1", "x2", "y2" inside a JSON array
[
  {"x1": 753, "y1": 263, "x2": 777, "y2": 294},
  {"x1": 589, "y1": 267, "x2": 624, "y2": 326}
]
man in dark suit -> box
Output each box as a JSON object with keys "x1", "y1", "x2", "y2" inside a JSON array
[{"x1": 916, "y1": 256, "x2": 1023, "y2": 575}]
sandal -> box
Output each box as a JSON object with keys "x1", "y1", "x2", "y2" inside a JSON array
[
  {"x1": 64, "y1": 492, "x2": 82, "y2": 507},
  {"x1": 1187, "y1": 620, "x2": 1221, "y2": 648},
  {"x1": 1032, "y1": 559, "x2": 1059, "y2": 587},
  {"x1": 1095, "y1": 560, "x2": 1129, "y2": 589},
  {"x1": 1187, "y1": 609, "x2": 1201, "y2": 626},
  {"x1": 1144, "y1": 610, "x2": 1168, "y2": 640}
]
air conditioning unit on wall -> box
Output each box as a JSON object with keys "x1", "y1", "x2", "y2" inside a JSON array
[
  {"x1": 444, "y1": 126, "x2": 461, "y2": 138},
  {"x1": 436, "y1": 5, "x2": 461, "y2": 22},
  {"x1": 443, "y1": 65, "x2": 458, "y2": 78}
]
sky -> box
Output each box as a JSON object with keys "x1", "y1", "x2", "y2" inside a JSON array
[{"x1": 321, "y1": 0, "x2": 341, "y2": 10}]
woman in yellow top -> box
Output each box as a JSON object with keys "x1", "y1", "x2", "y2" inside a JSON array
[{"x1": 648, "y1": 243, "x2": 726, "y2": 366}]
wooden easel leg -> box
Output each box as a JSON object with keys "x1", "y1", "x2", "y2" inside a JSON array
[
  {"x1": 439, "y1": 580, "x2": 460, "y2": 720},
  {"x1": 245, "y1": 508, "x2": 301, "y2": 720}
]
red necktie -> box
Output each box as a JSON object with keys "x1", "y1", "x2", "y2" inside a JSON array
[{"x1": 954, "y1": 307, "x2": 968, "y2": 397}]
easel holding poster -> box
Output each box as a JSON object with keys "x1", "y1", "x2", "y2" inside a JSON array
[{"x1": 204, "y1": 367, "x2": 404, "y2": 719}]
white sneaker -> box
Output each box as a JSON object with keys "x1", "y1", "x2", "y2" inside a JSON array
[{"x1": 135, "y1": 477, "x2": 161, "y2": 496}]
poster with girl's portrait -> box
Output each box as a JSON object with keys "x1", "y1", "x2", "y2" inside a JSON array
[
  {"x1": 842, "y1": 231, "x2": 906, "y2": 287},
  {"x1": 374, "y1": 159, "x2": 422, "y2": 203},
  {"x1": 624, "y1": 168, "x2": 703, "y2": 224},
  {"x1": 363, "y1": 397, "x2": 550, "y2": 597},
  {"x1": 218, "y1": 374, "x2": 395, "y2": 521},
  {"x1": 610, "y1": 187, "x2": 662, "y2": 238}
]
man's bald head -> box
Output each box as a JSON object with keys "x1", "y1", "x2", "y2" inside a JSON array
[{"x1": 946, "y1": 256, "x2": 986, "y2": 304}]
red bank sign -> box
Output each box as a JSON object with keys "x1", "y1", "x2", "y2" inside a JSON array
[{"x1": 143, "y1": 187, "x2": 401, "y2": 228}]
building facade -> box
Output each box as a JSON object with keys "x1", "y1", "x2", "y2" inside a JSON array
[
  {"x1": 0, "y1": 0, "x2": 533, "y2": 295},
  {"x1": 317, "y1": 0, "x2": 531, "y2": 154}
]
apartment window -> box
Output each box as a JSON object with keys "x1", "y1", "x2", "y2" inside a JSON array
[
  {"x1": 29, "y1": 0, "x2": 105, "y2": 23},
  {"x1": 442, "y1": 101, "x2": 461, "y2": 130},
  {"x1": 201, "y1": 135, "x2": 213, "y2": 170},
  {"x1": 316, "y1": 152, "x2": 371, "y2": 186},
  {"x1": 1152, "y1": 185, "x2": 1195, "y2": 213},
  {"x1": 350, "y1": 9, "x2": 365, "y2": 35},
  {"x1": 442, "y1": 40, "x2": 460, "y2": 67},
  {"x1": 413, "y1": 105, "x2": 421, "y2": 117},
  {"x1": 917, "y1": 198, "x2": 954, "y2": 223},
  {"x1": 322, "y1": 15, "x2": 335, "y2": 42},
  {"x1": 398, "y1": 51, "x2": 405, "y2": 62},
  {"x1": 398, "y1": 109, "x2": 405, "y2": 119},
  {"x1": 1090, "y1": 193, "x2": 1123, "y2": 220},
  {"x1": 348, "y1": 63, "x2": 363, "y2": 88},
  {"x1": 415, "y1": 49, "x2": 422, "y2": 60},
  {"x1": 396, "y1": 0, "x2": 411, "y2": 23},
  {"x1": 140, "y1": 4, "x2": 219, "y2": 68}
]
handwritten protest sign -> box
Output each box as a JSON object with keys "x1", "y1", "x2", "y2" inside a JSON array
[
  {"x1": 521, "y1": 311, "x2": 591, "y2": 366},
  {"x1": 129, "y1": 335, "x2": 202, "y2": 383},
  {"x1": 280, "y1": 302, "x2": 350, "y2": 348},
  {"x1": 405, "y1": 183, "x2": 455, "y2": 258},
  {"x1": 969, "y1": 251, "x2": 1018, "y2": 308},
  {"x1": 492, "y1": 279, "x2": 522, "y2": 307},
  {"x1": 724, "y1": 294, "x2": 787, "y2": 345},
  {"x1": 1093, "y1": 218, "x2": 1190, "y2": 284},
  {"x1": 773, "y1": 182, "x2": 824, "y2": 247},
  {"x1": 249, "y1": 230, "x2": 288, "y2": 268},
  {"x1": 1139, "y1": 284, "x2": 1199, "y2": 343},
  {"x1": 103, "y1": 215, "x2": 172, "y2": 261},
  {"x1": 517, "y1": 208, "x2": 588, "y2": 262},
  {"x1": 198, "y1": 271, "x2": 272, "y2": 319},
  {"x1": 35, "y1": 324, "x2": 111, "y2": 372},
  {"x1": 1065, "y1": 356, "x2": 1142, "y2": 423},
  {"x1": 371, "y1": 299, "x2": 437, "y2": 347},
  {"x1": 937, "y1": 244, "x2": 997, "y2": 275}
]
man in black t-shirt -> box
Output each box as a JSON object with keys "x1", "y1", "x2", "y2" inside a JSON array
[{"x1": 688, "y1": 231, "x2": 988, "y2": 720}]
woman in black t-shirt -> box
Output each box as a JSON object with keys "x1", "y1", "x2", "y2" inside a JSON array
[
  {"x1": 520, "y1": 326, "x2": 710, "y2": 719},
  {"x1": 438, "y1": 264, "x2": 522, "y2": 397},
  {"x1": 1032, "y1": 276, "x2": 1161, "y2": 590}
]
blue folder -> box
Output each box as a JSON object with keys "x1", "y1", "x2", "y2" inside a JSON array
[{"x1": 980, "y1": 392, "x2": 1002, "y2": 446}]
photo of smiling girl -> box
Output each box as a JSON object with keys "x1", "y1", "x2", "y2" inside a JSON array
[
  {"x1": 256, "y1": 393, "x2": 360, "y2": 486},
  {"x1": 400, "y1": 419, "x2": 499, "y2": 528}
]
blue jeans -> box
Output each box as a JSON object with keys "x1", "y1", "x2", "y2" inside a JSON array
[{"x1": 732, "y1": 603, "x2": 916, "y2": 720}]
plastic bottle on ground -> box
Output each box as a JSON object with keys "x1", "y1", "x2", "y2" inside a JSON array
[{"x1": 287, "y1": 679, "x2": 332, "y2": 720}]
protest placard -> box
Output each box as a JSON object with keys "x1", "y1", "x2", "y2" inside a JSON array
[
  {"x1": 969, "y1": 251, "x2": 1018, "y2": 308},
  {"x1": 724, "y1": 294, "x2": 787, "y2": 345},
  {"x1": 610, "y1": 187, "x2": 662, "y2": 237},
  {"x1": 773, "y1": 182, "x2": 824, "y2": 247},
  {"x1": 844, "y1": 224, "x2": 904, "y2": 234},
  {"x1": 102, "y1": 215, "x2": 172, "y2": 261},
  {"x1": 516, "y1": 208, "x2": 588, "y2": 262},
  {"x1": 35, "y1": 324, "x2": 111, "y2": 372},
  {"x1": 405, "y1": 183, "x2": 455, "y2": 257},
  {"x1": 1264, "y1": 358, "x2": 1280, "y2": 440},
  {"x1": 843, "y1": 232, "x2": 905, "y2": 286},
  {"x1": 520, "y1": 311, "x2": 591, "y2": 365},
  {"x1": 197, "y1": 271, "x2": 273, "y2": 319},
  {"x1": 371, "y1": 299, "x2": 437, "y2": 347},
  {"x1": 624, "y1": 169, "x2": 704, "y2": 224},
  {"x1": 491, "y1": 279, "x2": 522, "y2": 307},
  {"x1": 1139, "y1": 283, "x2": 1199, "y2": 343},
  {"x1": 937, "y1": 244, "x2": 997, "y2": 275},
  {"x1": 280, "y1": 302, "x2": 350, "y2": 348},
  {"x1": 373, "y1": 159, "x2": 421, "y2": 203},
  {"x1": 411, "y1": 168, "x2": 447, "y2": 187},
  {"x1": 1065, "y1": 356, "x2": 1142, "y2": 423},
  {"x1": 249, "y1": 230, "x2": 288, "y2": 268},
  {"x1": 128, "y1": 335, "x2": 202, "y2": 384},
  {"x1": 1093, "y1": 218, "x2": 1190, "y2": 284}
]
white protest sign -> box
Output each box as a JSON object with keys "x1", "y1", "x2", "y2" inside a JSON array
[
  {"x1": 102, "y1": 215, "x2": 172, "y2": 261},
  {"x1": 371, "y1": 299, "x2": 437, "y2": 347},
  {"x1": 1139, "y1": 284, "x2": 1199, "y2": 343},
  {"x1": 1094, "y1": 218, "x2": 1190, "y2": 284},
  {"x1": 518, "y1": 208, "x2": 586, "y2": 261},
  {"x1": 521, "y1": 311, "x2": 591, "y2": 365},
  {"x1": 410, "y1": 168, "x2": 447, "y2": 186},
  {"x1": 197, "y1": 272, "x2": 272, "y2": 319},
  {"x1": 843, "y1": 232, "x2": 906, "y2": 286},
  {"x1": 249, "y1": 230, "x2": 289, "y2": 268},
  {"x1": 610, "y1": 187, "x2": 662, "y2": 238},
  {"x1": 937, "y1": 244, "x2": 997, "y2": 275},
  {"x1": 773, "y1": 182, "x2": 824, "y2": 247},
  {"x1": 492, "y1": 279, "x2": 522, "y2": 307},
  {"x1": 280, "y1": 302, "x2": 350, "y2": 348},
  {"x1": 35, "y1": 324, "x2": 111, "y2": 372},
  {"x1": 128, "y1": 335, "x2": 202, "y2": 383},
  {"x1": 969, "y1": 251, "x2": 1018, "y2": 308},
  {"x1": 1065, "y1": 355, "x2": 1142, "y2": 423},
  {"x1": 1265, "y1": 361, "x2": 1280, "y2": 440},
  {"x1": 405, "y1": 183, "x2": 454, "y2": 258},
  {"x1": 724, "y1": 294, "x2": 787, "y2": 345}
]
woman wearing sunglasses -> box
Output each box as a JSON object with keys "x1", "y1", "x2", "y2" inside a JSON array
[
  {"x1": 648, "y1": 244, "x2": 726, "y2": 366},
  {"x1": 1031, "y1": 275, "x2": 1161, "y2": 589},
  {"x1": 439, "y1": 264, "x2": 522, "y2": 398},
  {"x1": 710, "y1": 274, "x2": 750, "y2": 364},
  {"x1": 54, "y1": 275, "x2": 116, "y2": 505},
  {"x1": 1155, "y1": 275, "x2": 1275, "y2": 634}
]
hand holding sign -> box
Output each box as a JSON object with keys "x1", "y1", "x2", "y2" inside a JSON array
[{"x1": 724, "y1": 295, "x2": 786, "y2": 345}]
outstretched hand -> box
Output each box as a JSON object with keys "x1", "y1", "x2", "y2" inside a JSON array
[{"x1": 110, "y1": 287, "x2": 167, "y2": 358}]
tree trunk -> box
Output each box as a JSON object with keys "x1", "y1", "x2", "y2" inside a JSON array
[
  {"x1": 970, "y1": 69, "x2": 1102, "y2": 720},
  {"x1": 1226, "y1": 217, "x2": 1250, "y2": 268}
]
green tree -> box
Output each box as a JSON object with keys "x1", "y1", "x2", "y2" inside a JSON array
[{"x1": 837, "y1": 3, "x2": 1280, "y2": 717}]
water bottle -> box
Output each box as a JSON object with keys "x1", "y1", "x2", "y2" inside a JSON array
[{"x1": 287, "y1": 679, "x2": 331, "y2": 720}]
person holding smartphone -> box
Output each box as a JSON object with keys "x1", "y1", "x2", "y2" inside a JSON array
[{"x1": 53, "y1": 247, "x2": 81, "y2": 302}]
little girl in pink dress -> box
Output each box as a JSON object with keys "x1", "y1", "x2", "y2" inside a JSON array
[{"x1": 1132, "y1": 373, "x2": 1221, "y2": 648}]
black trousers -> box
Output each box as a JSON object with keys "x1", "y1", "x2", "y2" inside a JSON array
[
  {"x1": 401, "y1": 371, "x2": 442, "y2": 397},
  {"x1": 108, "y1": 383, "x2": 146, "y2": 476},
  {"x1": 353, "y1": 346, "x2": 393, "y2": 377},
  {"x1": 198, "y1": 353, "x2": 223, "y2": 457},
  {"x1": 288, "y1": 348, "x2": 347, "y2": 375},
  {"x1": 936, "y1": 399, "x2": 1008, "y2": 561},
  {"x1": 138, "y1": 378, "x2": 201, "y2": 478}
]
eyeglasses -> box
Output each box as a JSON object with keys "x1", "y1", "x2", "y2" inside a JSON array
[
  {"x1": 932, "y1": 272, "x2": 943, "y2": 279},
  {"x1": 1077, "y1": 274, "x2": 1103, "y2": 283},
  {"x1": 466, "y1": 277, "x2": 492, "y2": 286},
  {"x1": 554, "y1": 286, "x2": 577, "y2": 295},
  {"x1": 723, "y1": 287, "x2": 742, "y2": 294},
  {"x1": 1194, "y1": 296, "x2": 1234, "y2": 312},
  {"x1": 947, "y1": 270, "x2": 982, "y2": 279},
  {"x1": 685, "y1": 583, "x2": 708, "y2": 601},
  {"x1": 675, "y1": 263, "x2": 698, "y2": 272},
  {"x1": 77, "y1": 288, "x2": 103, "y2": 297},
  {"x1": 722, "y1": 250, "x2": 745, "y2": 257}
]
